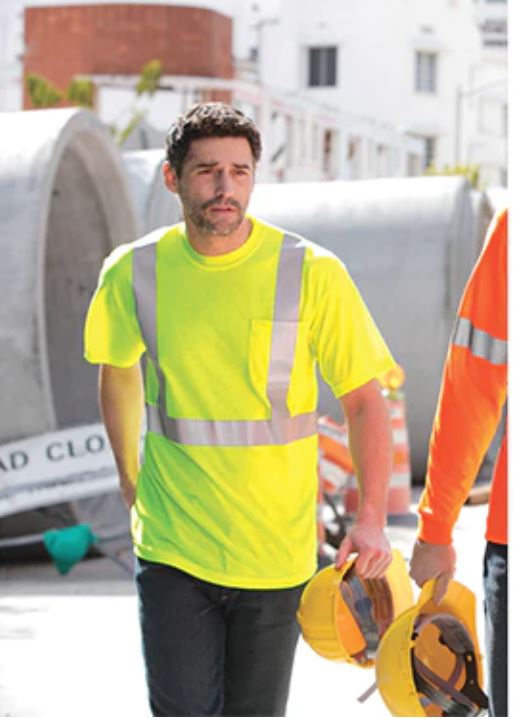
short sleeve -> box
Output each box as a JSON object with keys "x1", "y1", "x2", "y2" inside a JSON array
[
  {"x1": 309, "y1": 255, "x2": 396, "y2": 397},
  {"x1": 83, "y1": 245, "x2": 145, "y2": 367}
]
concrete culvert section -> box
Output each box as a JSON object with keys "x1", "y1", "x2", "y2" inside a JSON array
[
  {"x1": 0, "y1": 108, "x2": 137, "y2": 547},
  {"x1": 123, "y1": 149, "x2": 182, "y2": 234},
  {"x1": 0, "y1": 108, "x2": 137, "y2": 442},
  {"x1": 249, "y1": 177, "x2": 485, "y2": 478}
]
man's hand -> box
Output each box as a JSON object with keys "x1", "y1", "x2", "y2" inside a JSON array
[
  {"x1": 119, "y1": 473, "x2": 137, "y2": 509},
  {"x1": 335, "y1": 522, "x2": 392, "y2": 578},
  {"x1": 409, "y1": 539, "x2": 456, "y2": 603},
  {"x1": 336, "y1": 380, "x2": 393, "y2": 579}
]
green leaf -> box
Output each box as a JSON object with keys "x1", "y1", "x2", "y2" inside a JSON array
[
  {"x1": 135, "y1": 59, "x2": 163, "y2": 97},
  {"x1": 66, "y1": 77, "x2": 95, "y2": 108},
  {"x1": 111, "y1": 110, "x2": 146, "y2": 145},
  {"x1": 26, "y1": 73, "x2": 63, "y2": 108},
  {"x1": 423, "y1": 162, "x2": 481, "y2": 189}
]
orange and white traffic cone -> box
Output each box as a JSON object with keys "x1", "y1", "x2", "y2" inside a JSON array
[
  {"x1": 342, "y1": 393, "x2": 411, "y2": 515},
  {"x1": 332, "y1": 365, "x2": 412, "y2": 516},
  {"x1": 385, "y1": 391, "x2": 412, "y2": 514}
]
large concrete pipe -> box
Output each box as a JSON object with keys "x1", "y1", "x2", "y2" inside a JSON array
[
  {"x1": 486, "y1": 186, "x2": 509, "y2": 215},
  {"x1": 249, "y1": 177, "x2": 485, "y2": 478},
  {"x1": 123, "y1": 149, "x2": 182, "y2": 234},
  {"x1": 0, "y1": 108, "x2": 137, "y2": 443},
  {"x1": 470, "y1": 189, "x2": 494, "y2": 255},
  {"x1": 0, "y1": 108, "x2": 137, "y2": 543}
]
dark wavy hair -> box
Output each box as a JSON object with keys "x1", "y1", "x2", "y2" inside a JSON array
[{"x1": 165, "y1": 102, "x2": 262, "y2": 177}]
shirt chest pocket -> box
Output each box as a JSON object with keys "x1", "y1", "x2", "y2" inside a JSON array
[{"x1": 248, "y1": 318, "x2": 317, "y2": 416}]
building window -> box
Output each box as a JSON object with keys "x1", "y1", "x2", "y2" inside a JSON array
[
  {"x1": 423, "y1": 136, "x2": 436, "y2": 169},
  {"x1": 308, "y1": 46, "x2": 338, "y2": 87},
  {"x1": 323, "y1": 130, "x2": 332, "y2": 172},
  {"x1": 323, "y1": 129, "x2": 334, "y2": 175},
  {"x1": 415, "y1": 51, "x2": 438, "y2": 93}
]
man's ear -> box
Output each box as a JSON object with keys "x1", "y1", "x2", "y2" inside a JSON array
[{"x1": 163, "y1": 161, "x2": 179, "y2": 194}]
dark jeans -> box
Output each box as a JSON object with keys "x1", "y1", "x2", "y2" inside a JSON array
[
  {"x1": 134, "y1": 557, "x2": 306, "y2": 717},
  {"x1": 483, "y1": 541, "x2": 508, "y2": 718}
]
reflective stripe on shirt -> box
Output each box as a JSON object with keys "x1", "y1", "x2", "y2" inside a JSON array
[
  {"x1": 132, "y1": 232, "x2": 317, "y2": 446},
  {"x1": 452, "y1": 317, "x2": 507, "y2": 366}
]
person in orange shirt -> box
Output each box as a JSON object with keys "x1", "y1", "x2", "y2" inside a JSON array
[{"x1": 409, "y1": 208, "x2": 508, "y2": 717}]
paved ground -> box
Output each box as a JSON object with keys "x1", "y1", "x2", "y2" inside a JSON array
[{"x1": 0, "y1": 493, "x2": 488, "y2": 718}]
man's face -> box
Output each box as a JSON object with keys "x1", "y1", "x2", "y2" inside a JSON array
[{"x1": 164, "y1": 136, "x2": 256, "y2": 236}]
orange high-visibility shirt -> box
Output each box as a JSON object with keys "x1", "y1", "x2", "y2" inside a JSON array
[{"x1": 418, "y1": 208, "x2": 508, "y2": 546}]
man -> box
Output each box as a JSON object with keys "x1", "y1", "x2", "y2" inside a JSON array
[
  {"x1": 409, "y1": 208, "x2": 507, "y2": 717},
  {"x1": 84, "y1": 102, "x2": 395, "y2": 717}
]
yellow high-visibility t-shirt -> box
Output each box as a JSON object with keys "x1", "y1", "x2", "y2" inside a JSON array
[{"x1": 84, "y1": 216, "x2": 396, "y2": 588}]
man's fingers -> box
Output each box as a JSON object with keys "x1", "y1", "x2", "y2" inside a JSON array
[
  {"x1": 353, "y1": 547, "x2": 372, "y2": 576},
  {"x1": 335, "y1": 536, "x2": 353, "y2": 570},
  {"x1": 336, "y1": 525, "x2": 392, "y2": 577},
  {"x1": 433, "y1": 572, "x2": 452, "y2": 604},
  {"x1": 409, "y1": 541, "x2": 456, "y2": 595},
  {"x1": 355, "y1": 548, "x2": 392, "y2": 579},
  {"x1": 409, "y1": 564, "x2": 424, "y2": 588},
  {"x1": 363, "y1": 550, "x2": 393, "y2": 579}
]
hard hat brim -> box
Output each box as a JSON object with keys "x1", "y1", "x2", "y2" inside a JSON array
[{"x1": 375, "y1": 579, "x2": 484, "y2": 717}]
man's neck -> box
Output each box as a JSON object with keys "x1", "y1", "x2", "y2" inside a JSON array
[{"x1": 185, "y1": 217, "x2": 253, "y2": 257}]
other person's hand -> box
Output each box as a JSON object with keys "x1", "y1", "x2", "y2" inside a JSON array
[
  {"x1": 409, "y1": 539, "x2": 456, "y2": 604},
  {"x1": 335, "y1": 522, "x2": 392, "y2": 579}
]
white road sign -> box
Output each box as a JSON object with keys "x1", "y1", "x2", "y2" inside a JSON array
[{"x1": 0, "y1": 423, "x2": 119, "y2": 518}]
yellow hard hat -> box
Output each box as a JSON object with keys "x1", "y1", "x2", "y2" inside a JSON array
[
  {"x1": 376, "y1": 579, "x2": 488, "y2": 717},
  {"x1": 296, "y1": 549, "x2": 413, "y2": 667}
]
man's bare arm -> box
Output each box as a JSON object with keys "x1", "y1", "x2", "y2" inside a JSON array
[
  {"x1": 335, "y1": 378, "x2": 393, "y2": 578},
  {"x1": 99, "y1": 363, "x2": 144, "y2": 508}
]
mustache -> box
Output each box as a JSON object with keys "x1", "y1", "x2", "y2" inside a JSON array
[{"x1": 201, "y1": 197, "x2": 242, "y2": 211}]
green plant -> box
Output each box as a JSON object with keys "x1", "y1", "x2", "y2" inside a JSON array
[
  {"x1": 111, "y1": 110, "x2": 147, "y2": 145},
  {"x1": 26, "y1": 59, "x2": 164, "y2": 146},
  {"x1": 26, "y1": 73, "x2": 63, "y2": 108},
  {"x1": 424, "y1": 163, "x2": 481, "y2": 189},
  {"x1": 135, "y1": 59, "x2": 163, "y2": 97},
  {"x1": 110, "y1": 59, "x2": 164, "y2": 145},
  {"x1": 66, "y1": 77, "x2": 94, "y2": 108}
]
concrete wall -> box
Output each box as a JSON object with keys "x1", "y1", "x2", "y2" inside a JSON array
[{"x1": 0, "y1": 108, "x2": 137, "y2": 442}]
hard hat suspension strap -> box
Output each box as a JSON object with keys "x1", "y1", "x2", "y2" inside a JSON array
[
  {"x1": 339, "y1": 566, "x2": 393, "y2": 664},
  {"x1": 411, "y1": 613, "x2": 488, "y2": 717}
]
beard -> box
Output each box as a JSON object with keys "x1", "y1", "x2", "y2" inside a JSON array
[{"x1": 179, "y1": 189, "x2": 246, "y2": 236}]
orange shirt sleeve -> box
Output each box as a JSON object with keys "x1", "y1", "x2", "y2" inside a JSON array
[{"x1": 418, "y1": 209, "x2": 508, "y2": 544}]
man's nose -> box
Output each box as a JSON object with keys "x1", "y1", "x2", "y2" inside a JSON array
[{"x1": 215, "y1": 169, "x2": 235, "y2": 197}]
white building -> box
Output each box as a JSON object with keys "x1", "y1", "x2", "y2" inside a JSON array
[
  {"x1": 233, "y1": 0, "x2": 508, "y2": 186},
  {"x1": 459, "y1": 0, "x2": 508, "y2": 187}
]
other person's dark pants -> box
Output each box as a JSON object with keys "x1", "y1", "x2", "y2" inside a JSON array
[
  {"x1": 483, "y1": 541, "x2": 508, "y2": 717},
  {"x1": 134, "y1": 557, "x2": 306, "y2": 717}
]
